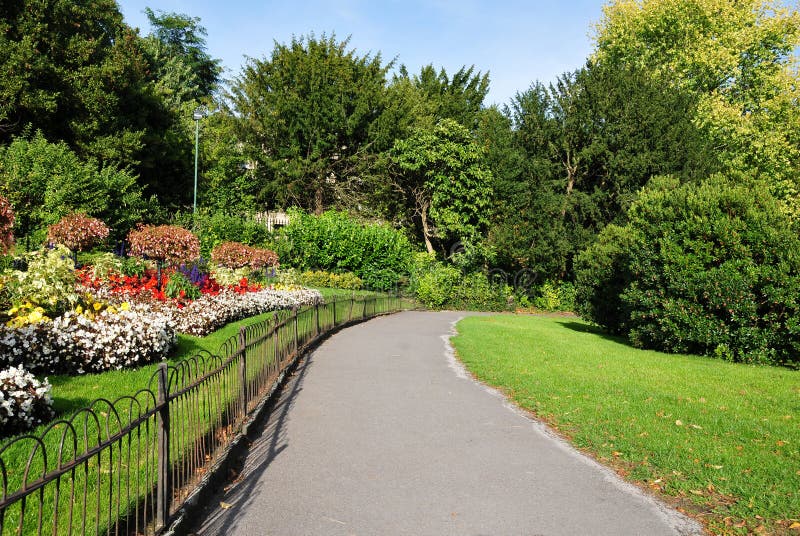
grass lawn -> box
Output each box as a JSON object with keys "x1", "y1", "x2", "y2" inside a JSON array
[{"x1": 451, "y1": 315, "x2": 800, "y2": 536}]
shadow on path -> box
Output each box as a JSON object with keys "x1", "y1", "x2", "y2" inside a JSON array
[{"x1": 189, "y1": 352, "x2": 314, "y2": 535}]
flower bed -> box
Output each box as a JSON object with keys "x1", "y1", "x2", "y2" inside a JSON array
[
  {"x1": 0, "y1": 365, "x2": 54, "y2": 436},
  {"x1": 0, "y1": 307, "x2": 175, "y2": 374}
]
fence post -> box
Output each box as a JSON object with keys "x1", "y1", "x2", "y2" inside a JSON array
[
  {"x1": 315, "y1": 302, "x2": 320, "y2": 337},
  {"x1": 332, "y1": 298, "x2": 337, "y2": 326},
  {"x1": 238, "y1": 326, "x2": 248, "y2": 418},
  {"x1": 273, "y1": 312, "x2": 280, "y2": 369},
  {"x1": 156, "y1": 362, "x2": 171, "y2": 530},
  {"x1": 293, "y1": 306, "x2": 299, "y2": 354}
]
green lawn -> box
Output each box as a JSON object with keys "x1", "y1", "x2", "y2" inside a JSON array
[{"x1": 451, "y1": 315, "x2": 800, "y2": 536}]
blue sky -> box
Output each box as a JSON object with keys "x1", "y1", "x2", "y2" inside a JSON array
[{"x1": 117, "y1": 0, "x2": 607, "y2": 106}]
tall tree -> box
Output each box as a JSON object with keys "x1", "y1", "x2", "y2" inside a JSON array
[
  {"x1": 142, "y1": 8, "x2": 222, "y2": 101},
  {"x1": 594, "y1": 0, "x2": 800, "y2": 216},
  {"x1": 490, "y1": 62, "x2": 704, "y2": 281},
  {"x1": 0, "y1": 0, "x2": 156, "y2": 167},
  {"x1": 394, "y1": 64, "x2": 490, "y2": 130},
  {"x1": 229, "y1": 34, "x2": 391, "y2": 214},
  {"x1": 392, "y1": 119, "x2": 493, "y2": 255}
]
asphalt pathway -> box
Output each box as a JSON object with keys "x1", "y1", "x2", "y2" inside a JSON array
[{"x1": 191, "y1": 311, "x2": 702, "y2": 536}]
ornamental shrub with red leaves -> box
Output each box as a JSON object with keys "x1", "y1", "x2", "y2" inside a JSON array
[
  {"x1": 250, "y1": 247, "x2": 278, "y2": 269},
  {"x1": 47, "y1": 213, "x2": 109, "y2": 251},
  {"x1": 0, "y1": 196, "x2": 14, "y2": 253},
  {"x1": 211, "y1": 241, "x2": 278, "y2": 270},
  {"x1": 127, "y1": 225, "x2": 200, "y2": 264}
]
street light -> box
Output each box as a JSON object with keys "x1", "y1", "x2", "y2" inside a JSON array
[{"x1": 192, "y1": 106, "x2": 208, "y2": 217}]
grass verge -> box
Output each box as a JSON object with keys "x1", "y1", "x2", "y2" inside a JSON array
[{"x1": 450, "y1": 315, "x2": 800, "y2": 536}]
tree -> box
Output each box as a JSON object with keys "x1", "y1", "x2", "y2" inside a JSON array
[
  {"x1": 143, "y1": 8, "x2": 222, "y2": 101},
  {"x1": 229, "y1": 34, "x2": 391, "y2": 214},
  {"x1": 0, "y1": 0, "x2": 156, "y2": 166},
  {"x1": 489, "y1": 62, "x2": 704, "y2": 282},
  {"x1": 594, "y1": 0, "x2": 800, "y2": 216},
  {"x1": 392, "y1": 119, "x2": 493, "y2": 255},
  {"x1": 0, "y1": 132, "x2": 151, "y2": 244}
]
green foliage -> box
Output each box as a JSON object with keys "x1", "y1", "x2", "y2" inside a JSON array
[
  {"x1": 172, "y1": 210, "x2": 272, "y2": 259},
  {"x1": 489, "y1": 62, "x2": 705, "y2": 281},
  {"x1": 143, "y1": 8, "x2": 221, "y2": 100},
  {"x1": 574, "y1": 224, "x2": 637, "y2": 333},
  {"x1": 409, "y1": 252, "x2": 513, "y2": 311},
  {"x1": 0, "y1": 0, "x2": 154, "y2": 166},
  {"x1": 575, "y1": 175, "x2": 800, "y2": 366},
  {"x1": 89, "y1": 253, "x2": 124, "y2": 279},
  {"x1": 164, "y1": 271, "x2": 201, "y2": 300},
  {"x1": 230, "y1": 33, "x2": 391, "y2": 214},
  {"x1": 5, "y1": 245, "x2": 78, "y2": 317},
  {"x1": 275, "y1": 210, "x2": 413, "y2": 290},
  {"x1": 297, "y1": 271, "x2": 363, "y2": 290},
  {"x1": 392, "y1": 119, "x2": 493, "y2": 254},
  {"x1": 532, "y1": 281, "x2": 576, "y2": 312},
  {"x1": 594, "y1": 0, "x2": 800, "y2": 217},
  {"x1": 0, "y1": 132, "x2": 151, "y2": 243},
  {"x1": 119, "y1": 256, "x2": 148, "y2": 278}
]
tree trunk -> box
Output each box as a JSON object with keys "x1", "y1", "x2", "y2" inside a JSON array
[
  {"x1": 420, "y1": 201, "x2": 435, "y2": 254},
  {"x1": 561, "y1": 151, "x2": 578, "y2": 219},
  {"x1": 314, "y1": 183, "x2": 324, "y2": 215}
]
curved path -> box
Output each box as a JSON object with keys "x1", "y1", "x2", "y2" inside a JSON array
[{"x1": 191, "y1": 311, "x2": 701, "y2": 536}]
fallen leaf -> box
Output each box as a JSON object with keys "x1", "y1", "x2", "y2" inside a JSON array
[
  {"x1": 711, "y1": 465, "x2": 724, "y2": 470},
  {"x1": 612, "y1": 451, "x2": 622, "y2": 457},
  {"x1": 220, "y1": 501, "x2": 234, "y2": 509},
  {"x1": 675, "y1": 420, "x2": 684, "y2": 426},
  {"x1": 689, "y1": 424, "x2": 702, "y2": 429},
  {"x1": 777, "y1": 440, "x2": 788, "y2": 447},
  {"x1": 789, "y1": 521, "x2": 800, "y2": 529},
  {"x1": 689, "y1": 489, "x2": 703, "y2": 495}
]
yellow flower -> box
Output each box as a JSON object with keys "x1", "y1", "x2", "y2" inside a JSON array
[
  {"x1": 8, "y1": 307, "x2": 18, "y2": 315},
  {"x1": 28, "y1": 310, "x2": 42, "y2": 323},
  {"x1": 120, "y1": 302, "x2": 130, "y2": 311},
  {"x1": 93, "y1": 302, "x2": 102, "y2": 311},
  {"x1": 75, "y1": 305, "x2": 83, "y2": 314}
]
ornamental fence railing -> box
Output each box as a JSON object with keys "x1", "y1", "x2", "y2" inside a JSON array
[{"x1": 0, "y1": 294, "x2": 405, "y2": 535}]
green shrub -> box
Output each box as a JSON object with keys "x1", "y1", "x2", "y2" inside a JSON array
[
  {"x1": 172, "y1": 209, "x2": 273, "y2": 259},
  {"x1": 164, "y1": 271, "x2": 201, "y2": 300},
  {"x1": 574, "y1": 175, "x2": 800, "y2": 367},
  {"x1": 275, "y1": 209, "x2": 413, "y2": 290},
  {"x1": 5, "y1": 245, "x2": 78, "y2": 317},
  {"x1": 410, "y1": 253, "x2": 513, "y2": 311},
  {"x1": 532, "y1": 280, "x2": 576, "y2": 312},
  {"x1": 0, "y1": 132, "x2": 151, "y2": 243},
  {"x1": 297, "y1": 270, "x2": 363, "y2": 290}
]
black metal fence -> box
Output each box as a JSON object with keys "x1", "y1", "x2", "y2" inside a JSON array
[{"x1": 0, "y1": 295, "x2": 404, "y2": 535}]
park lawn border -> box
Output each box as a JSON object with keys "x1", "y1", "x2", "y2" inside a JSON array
[{"x1": 450, "y1": 314, "x2": 800, "y2": 536}]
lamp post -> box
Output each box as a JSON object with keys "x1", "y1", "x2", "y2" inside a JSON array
[{"x1": 192, "y1": 106, "x2": 207, "y2": 217}]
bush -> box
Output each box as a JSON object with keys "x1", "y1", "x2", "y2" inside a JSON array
[
  {"x1": 298, "y1": 270, "x2": 363, "y2": 290},
  {"x1": 211, "y1": 241, "x2": 278, "y2": 270},
  {"x1": 410, "y1": 253, "x2": 513, "y2": 311},
  {"x1": 5, "y1": 245, "x2": 79, "y2": 319},
  {"x1": 164, "y1": 272, "x2": 201, "y2": 300},
  {"x1": 127, "y1": 225, "x2": 200, "y2": 265},
  {"x1": 172, "y1": 210, "x2": 273, "y2": 259},
  {"x1": 575, "y1": 175, "x2": 800, "y2": 366},
  {"x1": 532, "y1": 280, "x2": 577, "y2": 312},
  {"x1": 275, "y1": 210, "x2": 413, "y2": 290},
  {"x1": 0, "y1": 132, "x2": 151, "y2": 243},
  {"x1": 0, "y1": 365, "x2": 53, "y2": 437},
  {"x1": 47, "y1": 213, "x2": 109, "y2": 251}
]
